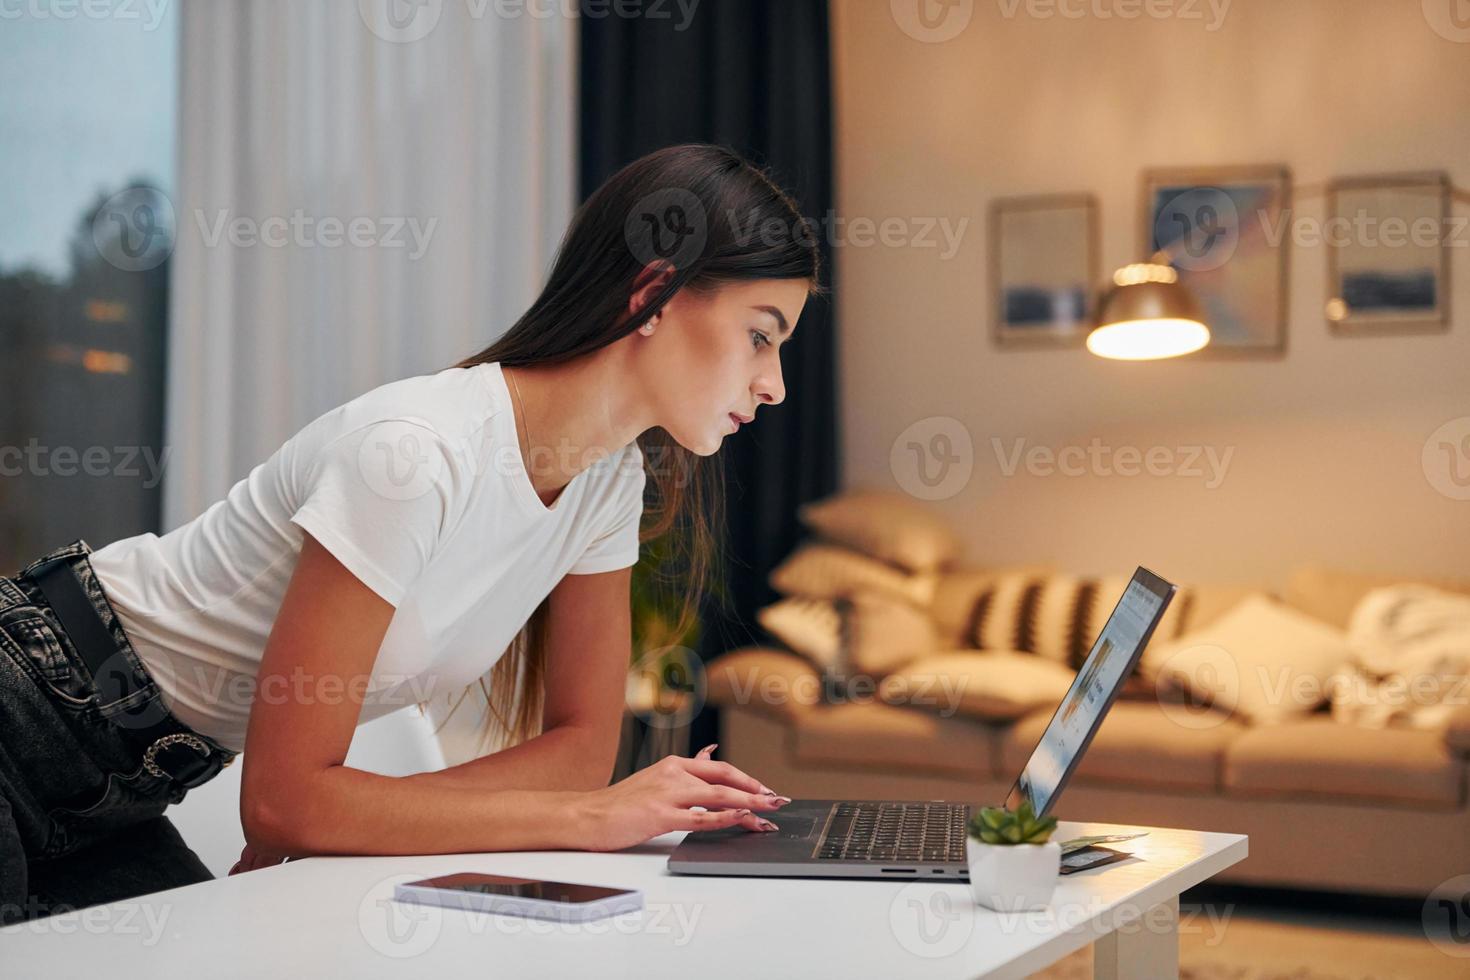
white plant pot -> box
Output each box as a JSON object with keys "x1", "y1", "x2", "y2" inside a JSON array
[{"x1": 965, "y1": 837, "x2": 1061, "y2": 912}]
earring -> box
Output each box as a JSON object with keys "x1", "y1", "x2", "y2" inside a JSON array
[{"x1": 640, "y1": 320, "x2": 656, "y2": 335}]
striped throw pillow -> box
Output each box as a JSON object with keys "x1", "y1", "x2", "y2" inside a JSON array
[{"x1": 967, "y1": 572, "x2": 1195, "y2": 669}]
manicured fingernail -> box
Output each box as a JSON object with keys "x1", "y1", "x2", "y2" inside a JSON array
[
  {"x1": 771, "y1": 796, "x2": 792, "y2": 805},
  {"x1": 758, "y1": 819, "x2": 779, "y2": 832},
  {"x1": 759, "y1": 785, "x2": 777, "y2": 795},
  {"x1": 698, "y1": 743, "x2": 717, "y2": 756}
]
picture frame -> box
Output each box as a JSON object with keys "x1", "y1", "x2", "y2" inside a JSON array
[
  {"x1": 1141, "y1": 165, "x2": 1291, "y2": 358},
  {"x1": 1325, "y1": 171, "x2": 1450, "y2": 336},
  {"x1": 989, "y1": 193, "x2": 1099, "y2": 349}
]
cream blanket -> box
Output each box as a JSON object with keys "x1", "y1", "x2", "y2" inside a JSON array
[{"x1": 1330, "y1": 585, "x2": 1470, "y2": 730}]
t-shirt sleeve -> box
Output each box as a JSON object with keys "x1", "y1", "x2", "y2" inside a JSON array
[
  {"x1": 568, "y1": 443, "x2": 646, "y2": 575},
  {"x1": 288, "y1": 419, "x2": 461, "y2": 606}
]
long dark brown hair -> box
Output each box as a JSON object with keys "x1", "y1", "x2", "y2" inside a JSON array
[{"x1": 422, "y1": 143, "x2": 823, "y2": 758}]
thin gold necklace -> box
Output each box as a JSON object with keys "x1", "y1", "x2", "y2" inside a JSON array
[
  {"x1": 509, "y1": 365, "x2": 566, "y2": 510},
  {"x1": 507, "y1": 366, "x2": 532, "y2": 468}
]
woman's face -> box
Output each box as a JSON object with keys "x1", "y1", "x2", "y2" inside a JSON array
[{"x1": 631, "y1": 276, "x2": 810, "y2": 456}]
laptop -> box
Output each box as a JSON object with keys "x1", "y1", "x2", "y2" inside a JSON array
[{"x1": 667, "y1": 566, "x2": 1177, "y2": 880}]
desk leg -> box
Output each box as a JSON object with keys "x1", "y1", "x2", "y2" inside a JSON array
[{"x1": 1092, "y1": 894, "x2": 1178, "y2": 980}]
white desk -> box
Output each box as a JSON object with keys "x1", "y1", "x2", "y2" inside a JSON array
[{"x1": 2, "y1": 820, "x2": 1246, "y2": 979}]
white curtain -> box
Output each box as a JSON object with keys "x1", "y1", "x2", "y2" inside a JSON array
[
  {"x1": 168, "y1": 0, "x2": 578, "y2": 766},
  {"x1": 168, "y1": 0, "x2": 576, "y2": 526}
]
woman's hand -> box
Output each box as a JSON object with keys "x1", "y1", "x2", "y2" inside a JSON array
[
  {"x1": 228, "y1": 842, "x2": 290, "y2": 875},
  {"x1": 573, "y1": 743, "x2": 791, "y2": 852}
]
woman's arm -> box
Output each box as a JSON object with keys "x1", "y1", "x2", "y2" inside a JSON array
[
  {"x1": 239, "y1": 533, "x2": 782, "y2": 861},
  {"x1": 408, "y1": 566, "x2": 637, "y2": 794}
]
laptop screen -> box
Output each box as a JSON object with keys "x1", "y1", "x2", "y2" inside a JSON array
[{"x1": 1008, "y1": 568, "x2": 1175, "y2": 818}]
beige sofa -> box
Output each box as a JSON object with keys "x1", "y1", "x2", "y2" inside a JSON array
[{"x1": 706, "y1": 566, "x2": 1470, "y2": 898}]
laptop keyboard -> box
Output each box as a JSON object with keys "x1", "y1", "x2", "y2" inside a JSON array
[{"x1": 813, "y1": 802, "x2": 971, "y2": 863}]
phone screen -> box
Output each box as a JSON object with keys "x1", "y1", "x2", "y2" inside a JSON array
[{"x1": 406, "y1": 873, "x2": 633, "y2": 904}]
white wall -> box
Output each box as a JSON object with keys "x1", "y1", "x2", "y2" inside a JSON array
[{"x1": 831, "y1": 0, "x2": 1469, "y2": 589}]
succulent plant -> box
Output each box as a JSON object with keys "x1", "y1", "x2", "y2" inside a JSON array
[{"x1": 967, "y1": 800, "x2": 1058, "y2": 845}]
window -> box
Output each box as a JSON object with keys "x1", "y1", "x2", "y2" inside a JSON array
[{"x1": 0, "y1": 5, "x2": 177, "y2": 571}]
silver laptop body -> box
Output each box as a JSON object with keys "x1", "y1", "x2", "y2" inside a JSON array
[{"x1": 667, "y1": 566, "x2": 1177, "y2": 881}]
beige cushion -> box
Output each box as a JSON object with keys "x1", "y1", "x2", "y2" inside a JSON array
[
  {"x1": 769, "y1": 542, "x2": 937, "y2": 608},
  {"x1": 1143, "y1": 594, "x2": 1354, "y2": 724},
  {"x1": 1183, "y1": 583, "x2": 1268, "y2": 633},
  {"x1": 704, "y1": 647, "x2": 825, "y2": 721},
  {"x1": 1001, "y1": 700, "x2": 1244, "y2": 791},
  {"x1": 1284, "y1": 566, "x2": 1470, "y2": 630},
  {"x1": 1135, "y1": 582, "x2": 1264, "y2": 690},
  {"x1": 844, "y1": 589, "x2": 940, "y2": 677},
  {"x1": 756, "y1": 597, "x2": 842, "y2": 672},
  {"x1": 797, "y1": 489, "x2": 959, "y2": 573},
  {"x1": 1224, "y1": 718, "x2": 1464, "y2": 806},
  {"x1": 793, "y1": 699, "x2": 998, "y2": 777},
  {"x1": 879, "y1": 650, "x2": 1076, "y2": 722}
]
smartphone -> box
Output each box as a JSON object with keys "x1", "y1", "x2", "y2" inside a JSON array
[
  {"x1": 392, "y1": 873, "x2": 643, "y2": 922},
  {"x1": 1058, "y1": 845, "x2": 1132, "y2": 875}
]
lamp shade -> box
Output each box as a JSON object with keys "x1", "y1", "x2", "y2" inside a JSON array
[{"x1": 1087, "y1": 263, "x2": 1210, "y2": 361}]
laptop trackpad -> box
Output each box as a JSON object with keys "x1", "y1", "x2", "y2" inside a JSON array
[
  {"x1": 683, "y1": 805, "x2": 826, "y2": 844},
  {"x1": 771, "y1": 813, "x2": 818, "y2": 839}
]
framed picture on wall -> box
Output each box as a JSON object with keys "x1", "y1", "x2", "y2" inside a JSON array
[
  {"x1": 989, "y1": 193, "x2": 1098, "y2": 349},
  {"x1": 1142, "y1": 166, "x2": 1291, "y2": 358},
  {"x1": 1325, "y1": 172, "x2": 1450, "y2": 336}
]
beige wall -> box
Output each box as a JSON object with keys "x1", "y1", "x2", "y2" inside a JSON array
[{"x1": 831, "y1": 0, "x2": 1469, "y2": 589}]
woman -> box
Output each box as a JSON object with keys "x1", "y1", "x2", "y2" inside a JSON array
[{"x1": 0, "y1": 143, "x2": 820, "y2": 922}]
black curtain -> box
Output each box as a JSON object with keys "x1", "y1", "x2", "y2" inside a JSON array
[{"x1": 579, "y1": 0, "x2": 840, "y2": 754}]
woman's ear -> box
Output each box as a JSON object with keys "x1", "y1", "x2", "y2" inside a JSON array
[{"x1": 627, "y1": 260, "x2": 677, "y2": 322}]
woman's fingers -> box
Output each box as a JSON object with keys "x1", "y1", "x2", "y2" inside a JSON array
[
  {"x1": 684, "y1": 758, "x2": 778, "y2": 796},
  {"x1": 678, "y1": 782, "x2": 787, "y2": 813},
  {"x1": 688, "y1": 745, "x2": 780, "y2": 796},
  {"x1": 229, "y1": 846, "x2": 254, "y2": 875},
  {"x1": 683, "y1": 744, "x2": 789, "y2": 830},
  {"x1": 229, "y1": 843, "x2": 287, "y2": 874},
  {"x1": 667, "y1": 806, "x2": 755, "y2": 832},
  {"x1": 656, "y1": 746, "x2": 785, "y2": 837},
  {"x1": 670, "y1": 804, "x2": 780, "y2": 834},
  {"x1": 733, "y1": 808, "x2": 781, "y2": 833}
]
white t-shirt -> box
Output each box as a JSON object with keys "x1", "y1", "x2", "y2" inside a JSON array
[{"x1": 90, "y1": 361, "x2": 646, "y2": 752}]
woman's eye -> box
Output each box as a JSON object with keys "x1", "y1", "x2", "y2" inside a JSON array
[{"x1": 751, "y1": 329, "x2": 771, "y2": 349}]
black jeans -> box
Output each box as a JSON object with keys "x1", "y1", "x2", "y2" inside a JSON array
[{"x1": 0, "y1": 539, "x2": 239, "y2": 925}]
